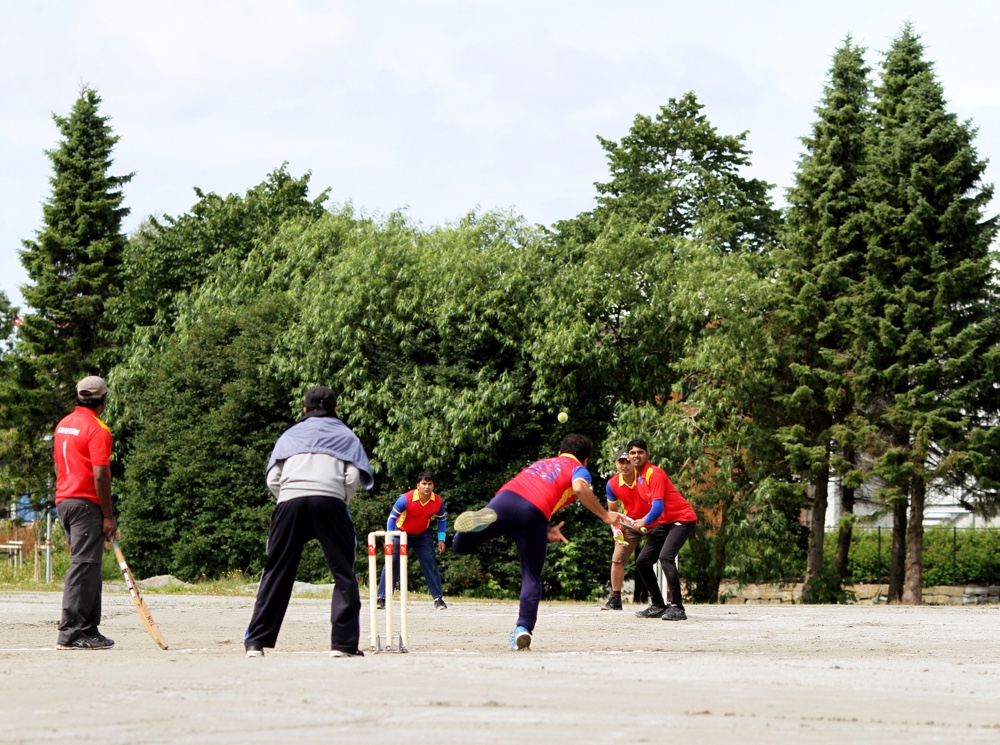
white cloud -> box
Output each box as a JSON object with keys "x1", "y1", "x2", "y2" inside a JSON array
[{"x1": 2, "y1": 0, "x2": 998, "y2": 310}]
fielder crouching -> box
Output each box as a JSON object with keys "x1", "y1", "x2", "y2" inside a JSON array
[{"x1": 244, "y1": 386, "x2": 373, "y2": 658}]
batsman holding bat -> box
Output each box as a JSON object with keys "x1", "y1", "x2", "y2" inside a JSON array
[
  {"x1": 600, "y1": 449, "x2": 651, "y2": 611},
  {"x1": 626, "y1": 438, "x2": 697, "y2": 621},
  {"x1": 53, "y1": 376, "x2": 118, "y2": 651}
]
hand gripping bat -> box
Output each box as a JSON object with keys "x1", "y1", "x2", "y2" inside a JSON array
[{"x1": 112, "y1": 539, "x2": 169, "y2": 650}]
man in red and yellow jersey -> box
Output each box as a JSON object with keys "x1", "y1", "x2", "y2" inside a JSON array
[
  {"x1": 452, "y1": 434, "x2": 621, "y2": 650},
  {"x1": 53, "y1": 376, "x2": 117, "y2": 650},
  {"x1": 600, "y1": 449, "x2": 651, "y2": 611},
  {"x1": 377, "y1": 469, "x2": 448, "y2": 609},
  {"x1": 625, "y1": 438, "x2": 697, "y2": 621}
]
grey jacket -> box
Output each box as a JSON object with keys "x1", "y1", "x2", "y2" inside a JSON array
[{"x1": 267, "y1": 452, "x2": 363, "y2": 504}]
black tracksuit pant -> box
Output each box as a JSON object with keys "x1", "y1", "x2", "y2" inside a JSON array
[
  {"x1": 245, "y1": 495, "x2": 361, "y2": 653},
  {"x1": 635, "y1": 520, "x2": 697, "y2": 609}
]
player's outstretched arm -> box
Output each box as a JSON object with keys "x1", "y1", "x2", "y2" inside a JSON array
[{"x1": 574, "y1": 479, "x2": 620, "y2": 525}]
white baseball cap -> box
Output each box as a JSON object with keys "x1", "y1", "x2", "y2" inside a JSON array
[{"x1": 77, "y1": 376, "x2": 109, "y2": 399}]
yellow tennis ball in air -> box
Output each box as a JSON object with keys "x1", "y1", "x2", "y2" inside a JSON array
[{"x1": 557, "y1": 411, "x2": 569, "y2": 423}]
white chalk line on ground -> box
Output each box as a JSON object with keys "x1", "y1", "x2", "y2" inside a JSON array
[{"x1": 0, "y1": 646, "x2": 653, "y2": 656}]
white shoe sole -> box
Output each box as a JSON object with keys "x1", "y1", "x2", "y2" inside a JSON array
[{"x1": 455, "y1": 508, "x2": 498, "y2": 533}]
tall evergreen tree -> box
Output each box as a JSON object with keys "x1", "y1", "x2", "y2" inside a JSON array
[
  {"x1": 777, "y1": 39, "x2": 873, "y2": 598},
  {"x1": 861, "y1": 26, "x2": 1000, "y2": 603},
  {"x1": 1, "y1": 86, "x2": 131, "y2": 496}
]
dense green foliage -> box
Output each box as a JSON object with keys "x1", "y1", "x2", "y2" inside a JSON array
[{"x1": 832, "y1": 528, "x2": 1000, "y2": 587}]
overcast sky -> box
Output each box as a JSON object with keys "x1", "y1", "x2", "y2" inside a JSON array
[{"x1": 2, "y1": 1, "x2": 998, "y2": 310}]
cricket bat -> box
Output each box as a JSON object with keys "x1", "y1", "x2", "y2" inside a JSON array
[{"x1": 112, "y1": 539, "x2": 169, "y2": 650}]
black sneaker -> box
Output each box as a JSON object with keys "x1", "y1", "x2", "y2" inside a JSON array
[
  {"x1": 434, "y1": 597, "x2": 448, "y2": 609},
  {"x1": 330, "y1": 649, "x2": 365, "y2": 658},
  {"x1": 662, "y1": 604, "x2": 687, "y2": 621},
  {"x1": 57, "y1": 634, "x2": 115, "y2": 650},
  {"x1": 376, "y1": 597, "x2": 386, "y2": 610},
  {"x1": 601, "y1": 596, "x2": 623, "y2": 611},
  {"x1": 634, "y1": 603, "x2": 667, "y2": 619},
  {"x1": 245, "y1": 645, "x2": 264, "y2": 658},
  {"x1": 89, "y1": 631, "x2": 115, "y2": 647}
]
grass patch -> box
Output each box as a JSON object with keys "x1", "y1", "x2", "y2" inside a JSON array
[{"x1": 138, "y1": 572, "x2": 259, "y2": 597}]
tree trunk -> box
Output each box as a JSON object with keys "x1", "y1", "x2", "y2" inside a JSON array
[
  {"x1": 833, "y1": 483, "x2": 855, "y2": 580},
  {"x1": 887, "y1": 497, "x2": 907, "y2": 602},
  {"x1": 803, "y1": 460, "x2": 830, "y2": 598},
  {"x1": 902, "y1": 476, "x2": 925, "y2": 605}
]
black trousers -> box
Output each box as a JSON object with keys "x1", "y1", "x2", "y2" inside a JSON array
[
  {"x1": 635, "y1": 520, "x2": 697, "y2": 609},
  {"x1": 245, "y1": 496, "x2": 361, "y2": 653},
  {"x1": 56, "y1": 498, "x2": 106, "y2": 645}
]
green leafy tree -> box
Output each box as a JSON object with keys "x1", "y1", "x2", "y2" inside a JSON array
[
  {"x1": 108, "y1": 168, "x2": 328, "y2": 468},
  {"x1": 536, "y1": 95, "x2": 782, "y2": 426},
  {"x1": 776, "y1": 38, "x2": 873, "y2": 598},
  {"x1": 592, "y1": 91, "x2": 780, "y2": 252},
  {"x1": 1, "y1": 86, "x2": 131, "y2": 499},
  {"x1": 266, "y1": 209, "x2": 583, "y2": 588},
  {"x1": 537, "y1": 98, "x2": 785, "y2": 602},
  {"x1": 606, "y1": 244, "x2": 794, "y2": 602},
  {"x1": 110, "y1": 170, "x2": 328, "y2": 577},
  {"x1": 109, "y1": 165, "x2": 327, "y2": 344},
  {"x1": 114, "y1": 296, "x2": 294, "y2": 579},
  {"x1": 860, "y1": 26, "x2": 1000, "y2": 603}
]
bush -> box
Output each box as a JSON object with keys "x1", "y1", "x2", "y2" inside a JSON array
[{"x1": 834, "y1": 527, "x2": 1000, "y2": 586}]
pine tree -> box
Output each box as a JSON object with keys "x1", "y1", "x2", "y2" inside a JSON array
[
  {"x1": 777, "y1": 39, "x2": 872, "y2": 599},
  {"x1": 861, "y1": 26, "x2": 999, "y2": 603},
  {"x1": 1, "y1": 86, "x2": 131, "y2": 496},
  {"x1": 18, "y1": 86, "x2": 132, "y2": 375}
]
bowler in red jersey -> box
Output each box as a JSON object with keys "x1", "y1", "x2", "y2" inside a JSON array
[
  {"x1": 452, "y1": 434, "x2": 621, "y2": 649},
  {"x1": 625, "y1": 437, "x2": 697, "y2": 621}
]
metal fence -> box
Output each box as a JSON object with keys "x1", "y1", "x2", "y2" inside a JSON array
[{"x1": 843, "y1": 526, "x2": 1000, "y2": 585}]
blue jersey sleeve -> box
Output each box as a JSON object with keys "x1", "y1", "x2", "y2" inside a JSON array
[
  {"x1": 644, "y1": 499, "x2": 664, "y2": 524},
  {"x1": 605, "y1": 480, "x2": 617, "y2": 503},
  {"x1": 436, "y1": 500, "x2": 447, "y2": 541},
  {"x1": 386, "y1": 494, "x2": 408, "y2": 532},
  {"x1": 571, "y1": 464, "x2": 592, "y2": 484}
]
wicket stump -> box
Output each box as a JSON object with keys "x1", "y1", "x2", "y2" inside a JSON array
[{"x1": 367, "y1": 530, "x2": 408, "y2": 653}]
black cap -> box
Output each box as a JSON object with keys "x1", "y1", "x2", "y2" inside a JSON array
[
  {"x1": 303, "y1": 386, "x2": 337, "y2": 414},
  {"x1": 616, "y1": 450, "x2": 629, "y2": 462}
]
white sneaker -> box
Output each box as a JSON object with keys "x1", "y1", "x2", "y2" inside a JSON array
[{"x1": 455, "y1": 508, "x2": 498, "y2": 533}]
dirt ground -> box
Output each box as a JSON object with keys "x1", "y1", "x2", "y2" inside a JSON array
[{"x1": 2, "y1": 588, "x2": 999, "y2": 744}]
